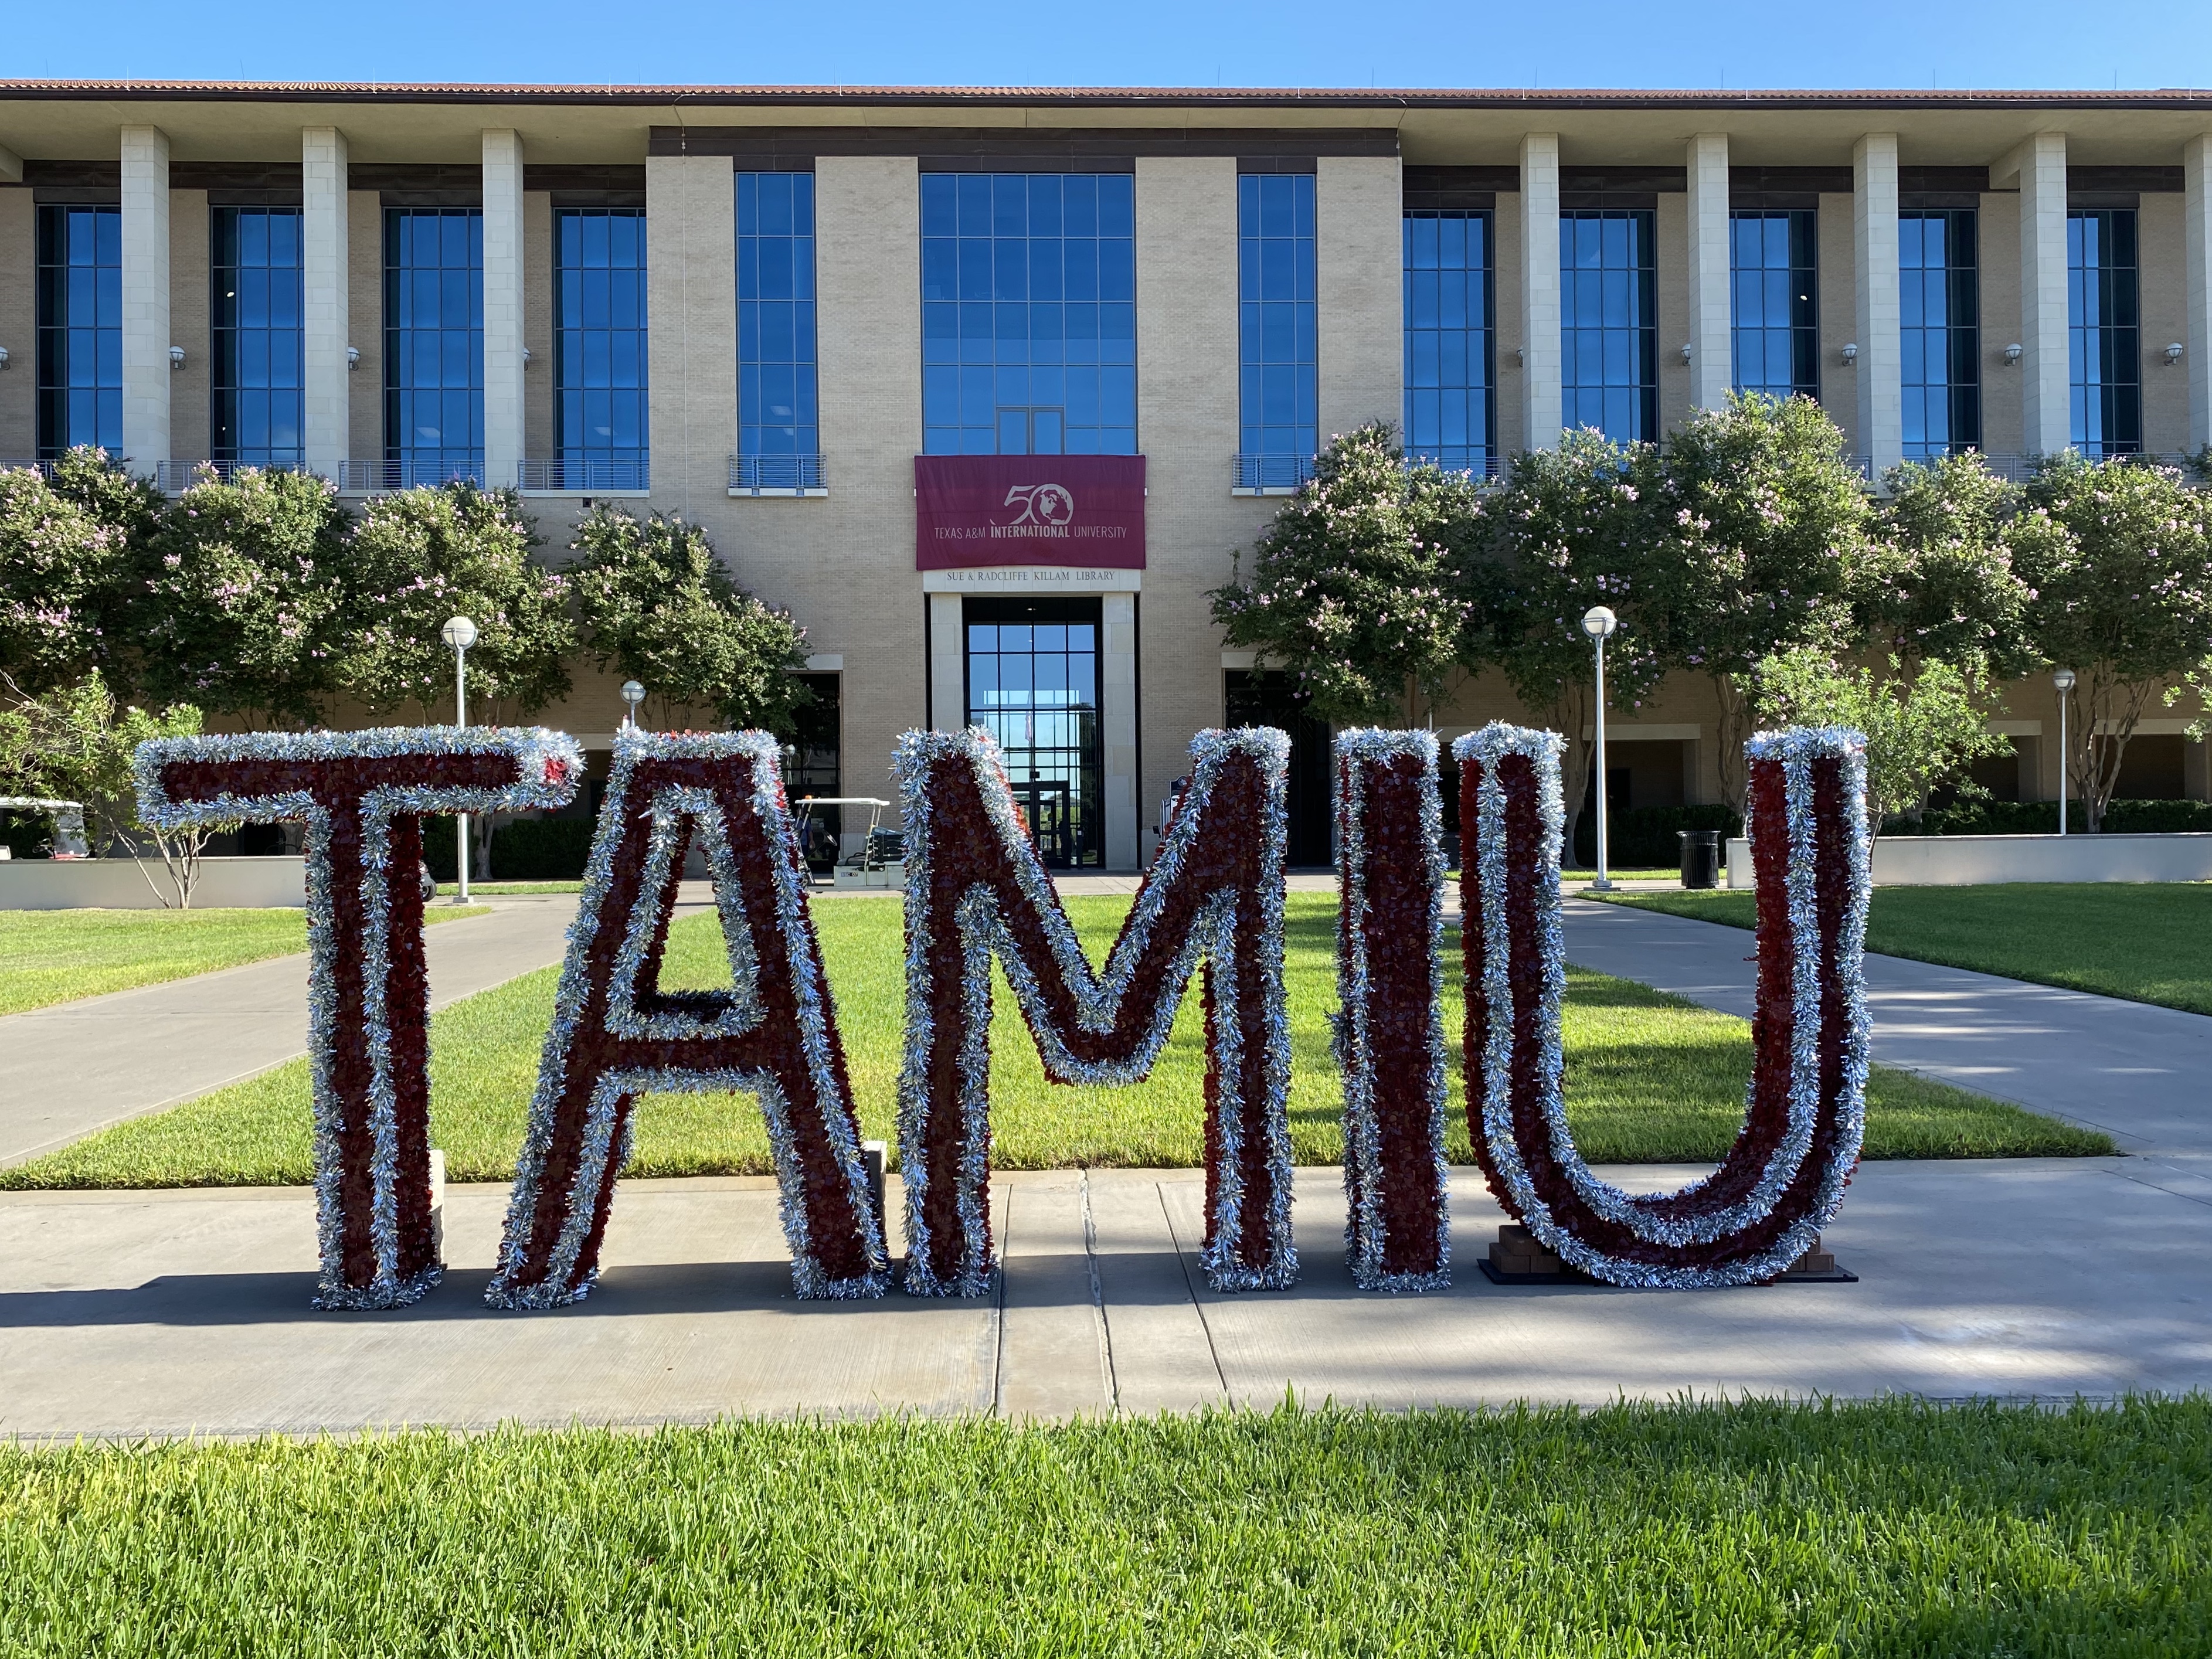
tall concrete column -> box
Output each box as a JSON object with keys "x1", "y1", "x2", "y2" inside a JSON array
[
  {"x1": 1518, "y1": 132, "x2": 1562, "y2": 451},
  {"x1": 1686, "y1": 132, "x2": 1733, "y2": 409},
  {"x1": 1852, "y1": 133, "x2": 1902, "y2": 474},
  {"x1": 2184, "y1": 133, "x2": 2212, "y2": 451},
  {"x1": 2007, "y1": 132, "x2": 2072, "y2": 456},
  {"x1": 481, "y1": 129, "x2": 525, "y2": 489},
  {"x1": 1101, "y1": 591, "x2": 1139, "y2": 871},
  {"x1": 120, "y1": 125, "x2": 171, "y2": 473},
  {"x1": 301, "y1": 127, "x2": 350, "y2": 481}
]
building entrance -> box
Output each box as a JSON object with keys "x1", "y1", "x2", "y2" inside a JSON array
[
  {"x1": 1224, "y1": 669, "x2": 1332, "y2": 866},
  {"x1": 964, "y1": 596, "x2": 1103, "y2": 869}
]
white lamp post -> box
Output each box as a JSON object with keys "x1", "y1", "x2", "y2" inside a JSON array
[
  {"x1": 1581, "y1": 606, "x2": 1619, "y2": 891},
  {"x1": 620, "y1": 680, "x2": 645, "y2": 730},
  {"x1": 2053, "y1": 668, "x2": 2076, "y2": 837},
  {"x1": 441, "y1": 615, "x2": 478, "y2": 902}
]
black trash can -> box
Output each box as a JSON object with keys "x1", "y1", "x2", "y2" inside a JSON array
[{"x1": 1678, "y1": 829, "x2": 1722, "y2": 890}]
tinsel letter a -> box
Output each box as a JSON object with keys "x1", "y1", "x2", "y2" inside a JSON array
[
  {"x1": 895, "y1": 726, "x2": 1293, "y2": 1297},
  {"x1": 487, "y1": 730, "x2": 885, "y2": 1308},
  {"x1": 134, "y1": 727, "x2": 582, "y2": 1309}
]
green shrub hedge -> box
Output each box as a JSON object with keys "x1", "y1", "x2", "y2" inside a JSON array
[
  {"x1": 422, "y1": 815, "x2": 594, "y2": 882},
  {"x1": 1571, "y1": 803, "x2": 1739, "y2": 869},
  {"x1": 1892, "y1": 798, "x2": 2212, "y2": 836}
]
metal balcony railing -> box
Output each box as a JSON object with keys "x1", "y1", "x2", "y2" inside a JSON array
[
  {"x1": 1406, "y1": 447, "x2": 1506, "y2": 481},
  {"x1": 338, "y1": 458, "x2": 485, "y2": 493},
  {"x1": 0, "y1": 460, "x2": 59, "y2": 479},
  {"x1": 517, "y1": 458, "x2": 650, "y2": 494},
  {"x1": 155, "y1": 459, "x2": 313, "y2": 494},
  {"x1": 728, "y1": 454, "x2": 827, "y2": 494},
  {"x1": 1231, "y1": 453, "x2": 1317, "y2": 492}
]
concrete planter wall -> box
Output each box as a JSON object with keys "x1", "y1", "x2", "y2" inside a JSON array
[
  {"x1": 1726, "y1": 832, "x2": 2212, "y2": 889},
  {"x1": 0, "y1": 856, "x2": 308, "y2": 910}
]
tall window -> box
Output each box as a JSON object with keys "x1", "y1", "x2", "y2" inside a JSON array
[
  {"x1": 384, "y1": 208, "x2": 484, "y2": 483},
  {"x1": 964, "y1": 597, "x2": 1102, "y2": 869},
  {"x1": 210, "y1": 207, "x2": 304, "y2": 466},
  {"x1": 553, "y1": 208, "x2": 648, "y2": 487},
  {"x1": 1238, "y1": 171, "x2": 1317, "y2": 485},
  {"x1": 1560, "y1": 209, "x2": 1656, "y2": 443},
  {"x1": 1402, "y1": 210, "x2": 1494, "y2": 472},
  {"x1": 1900, "y1": 209, "x2": 1980, "y2": 458},
  {"x1": 35, "y1": 205, "x2": 123, "y2": 458},
  {"x1": 2070, "y1": 208, "x2": 2140, "y2": 457},
  {"x1": 735, "y1": 172, "x2": 818, "y2": 488},
  {"x1": 922, "y1": 172, "x2": 1136, "y2": 457},
  {"x1": 1730, "y1": 209, "x2": 1818, "y2": 401}
]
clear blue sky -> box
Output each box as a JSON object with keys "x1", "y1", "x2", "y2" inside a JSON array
[{"x1": 7, "y1": 0, "x2": 2210, "y2": 91}]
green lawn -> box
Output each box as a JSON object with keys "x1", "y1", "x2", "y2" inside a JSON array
[
  {"x1": 2, "y1": 1399, "x2": 2205, "y2": 1656},
  {"x1": 1590, "y1": 883, "x2": 2212, "y2": 1017},
  {"x1": 0, "y1": 905, "x2": 489, "y2": 1018},
  {"x1": 2, "y1": 893, "x2": 2102, "y2": 1191}
]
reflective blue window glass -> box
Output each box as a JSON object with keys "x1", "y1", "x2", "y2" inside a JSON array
[
  {"x1": 384, "y1": 208, "x2": 484, "y2": 480},
  {"x1": 1238, "y1": 172, "x2": 1317, "y2": 465},
  {"x1": 35, "y1": 205, "x2": 124, "y2": 458},
  {"x1": 2070, "y1": 208, "x2": 2140, "y2": 457},
  {"x1": 963, "y1": 597, "x2": 1102, "y2": 868},
  {"x1": 1559, "y1": 209, "x2": 1656, "y2": 443},
  {"x1": 1402, "y1": 209, "x2": 1493, "y2": 472},
  {"x1": 1900, "y1": 209, "x2": 1980, "y2": 459},
  {"x1": 211, "y1": 206, "x2": 304, "y2": 465},
  {"x1": 736, "y1": 172, "x2": 818, "y2": 462},
  {"x1": 555, "y1": 208, "x2": 648, "y2": 470},
  {"x1": 1729, "y1": 209, "x2": 1818, "y2": 401},
  {"x1": 921, "y1": 171, "x2": 1136, "y2": 455}
]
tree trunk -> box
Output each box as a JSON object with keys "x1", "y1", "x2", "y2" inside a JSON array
[
  {"x1": 1711, "y1": 673, "x2": 1752, "y2": 820},
  {"x1": 2073, "y1": 674, "x2": 2157, "y2": 834}
]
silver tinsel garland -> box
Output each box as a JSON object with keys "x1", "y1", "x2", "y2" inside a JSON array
[
  {"x1": 486, "y1": 727, "x2": 887, "y2": 1309},
  {"x1": 893, "y1": 725, "x2": 1294, "y2": 1296},
  {"x1": 1332, "y1": 727, "x2": 1450, "y2": 1293},
  {"x1": 132, "y1": 726, "x2": 583, "y2": 1309},
  {"x1": 1453, "y1": 721, "x2": 1869, "y2": 1288}
]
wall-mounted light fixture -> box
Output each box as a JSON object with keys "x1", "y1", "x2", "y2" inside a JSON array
[
  {"x1": 522, "y1": 347, "x2": 534, "y2": 367},
  {"x1": 346, "y1": 346, "x2": 361, "y2": 370},
  {"x1": 2003, "y1": 342, "x2": 2023, "y2": 366},
  {"x1": 1841, "y1": 342, "x2": 1858, "y2": 368},
  {"x1": 2165, "y1": 342, "x2": 2185, "y2": 366},
  {"x1": 1514, "y1": 345, "x2": 1525, "y2": 365},
  {"x1": 0, "y1": 345, "x2": 11, "y2": 370},
  {"x1": 1678, "y1": 343, "x2": 1693, "y2": 365},
  {"x1": 168, "y1": 345, "x2": 185, "y2": 370}
]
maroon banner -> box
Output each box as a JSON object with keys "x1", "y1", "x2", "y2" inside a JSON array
[{"x1": 915, "y1": 454, "x2": 1146, "y2": 570}]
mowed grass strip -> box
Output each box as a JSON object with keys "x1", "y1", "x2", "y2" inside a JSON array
[
  {"x1": 2, "y1": 1399, "x2": 2207, "y2": 1657},
  {"x1": 1593, "y1": 882, "x2": 2212, "y2": 1017},
  {"x1": 2, "y1": 893, "x2": 2102, "y2": 1189},
  {"x1": 0, "y1": 905, "x2": 488, "y2": 1018}
]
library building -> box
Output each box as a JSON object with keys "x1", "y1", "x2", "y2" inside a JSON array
[{"x1": 4, "y1": 81, "x2": 2211, "y2": 868}]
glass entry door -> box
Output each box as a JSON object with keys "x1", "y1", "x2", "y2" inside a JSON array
[{"x1": 964, "y1": 596, "x2": 1103, "y2": 869}]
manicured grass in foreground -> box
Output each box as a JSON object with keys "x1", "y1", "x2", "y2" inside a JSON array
[
  {"x1": 2, "y1": 894, "x2": 2103, "y2": 1190},
  {"x1": 4, "y1": 1400, "x2": 2207, "y2": 1656},
  {"x1": 0, "y1": 905, "x2": 488, "y2": 1018},
  {"x1": 1592, "y1": 882, "x2": 2212, "y2": 1017}
]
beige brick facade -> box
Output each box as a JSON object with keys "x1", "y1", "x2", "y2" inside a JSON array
[{"x1": 6, "y1": 84, "x2": 2212, "y2": 835}]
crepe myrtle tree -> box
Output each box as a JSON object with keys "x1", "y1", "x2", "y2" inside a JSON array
[
  {"x1": 1455, "y1": 429, "x2": 1670, "y2": 834},
  {"x1": 1636, "y1": 393, "x2": 1877, "y2": 816},
  {"x1": 338, "y1": 481, "x2": 576, "y2": 727},
  {"x1": 2009, "y1": 454, "x2": 2212, "y2": 832},
  {"x1": 1866, "y1": 451, "x2": 2036, "y2": 679},
  {"x1": 0, "y1": 669, "x2": 220, "y2": 905},
  {"x1": 1752, "y1": 647, "x2": 2009, "y2": 837},
  {"x1": 1209, "y1": 423, "x2": 1473, "y2": 727},
  {"x1": 567, "y1": 504, "x2": 813, "y2": 735},
  {"x1": 132, "y1": 465, "x2": 352, "y2": 729},
  {"x1": 0, "y1": 459, "x2": 135, "y2": 698}
]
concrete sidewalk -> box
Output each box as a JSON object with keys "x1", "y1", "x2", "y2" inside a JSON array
[
  {"x1": 2, "y1": 1159, "x2": 2206, "y2": 1439},
  {"x1": 0, "y1": 893, "x2": 655, "y2": 1167},
  {"x1": 1559, "y1": 898, "x2": 2212, "y2": 1170}
]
